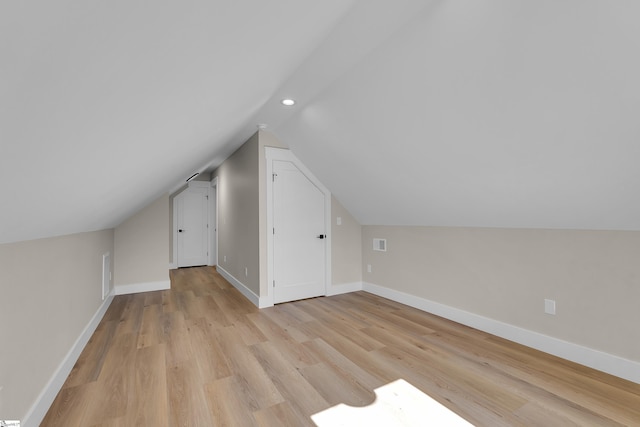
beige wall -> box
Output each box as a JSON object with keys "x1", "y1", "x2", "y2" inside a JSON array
[
  {"x1": 214, "y1": 133, "x2": 261, "y2": 295},
  {"x1": 331, "y1": 196, "x2": 362, "y2": 285},
  {"x1": 362, "y1": 225, "x2": 640, "y2": 363},
  {"x1": 114, "y1": 193, "x2": 169, "y2": 288},
  {"x1": 0, "y1": 229, "x2": 114, "y2": 420}
]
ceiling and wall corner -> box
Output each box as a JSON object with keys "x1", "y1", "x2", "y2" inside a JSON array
[
  {"x1": 273, "y1": 0, "x2": 640, "y2": 231},
  {"x1": 0, "y1": 0, "x2": 357, "y2": 244},
  {"x1": 4, "y1": 1, "x2": 638, "y2": 244}
]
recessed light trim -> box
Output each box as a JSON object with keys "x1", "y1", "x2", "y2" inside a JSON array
[{"x1": 281, "y1": 98, "x2": 296, "y2": 106}]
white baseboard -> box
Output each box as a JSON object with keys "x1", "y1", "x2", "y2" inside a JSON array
[
  {"x1": 327, "y1": 281, "x2": 363, "y2": 296},
  {"x1": 216, "y1": 266, "x2": 262, "y2": 307},
  {"x1": 21, "y1": 293, "x2": 115, "y2": 427},
  {"x1": 362, "y1": 282, "x2": 640, "y2": 385},
  {"x1": 114, "y1": 280, "x2": 170, "y2": 295},
  {"x1": 168, "y1": 262, "x2": 177, "y2": 269}
]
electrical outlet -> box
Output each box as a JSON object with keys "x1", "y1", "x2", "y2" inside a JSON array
[
  {"x1": 337, "y1": 216, "x2": 342, "y2": 225},
  {"x1": 367, "y1": 264, "x2": 372, "y2": 273},
  {"x1": 224, "y1": 255, "x2": 227, "y2": 263},
  {"x1": 544, "y1": 299, "x2": 556, "y2": 315},
  {"x1": 245, "y1": 267, "x2": 248, "y2": 277}
]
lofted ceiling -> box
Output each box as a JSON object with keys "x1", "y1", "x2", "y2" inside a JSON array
[{"x1": 2, "y1": 1, "x2": 640, "y2": 244}]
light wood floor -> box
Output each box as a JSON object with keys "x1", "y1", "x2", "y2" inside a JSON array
[{"x1": 42, "y1": 267, "x2": 640, "y2": 426}]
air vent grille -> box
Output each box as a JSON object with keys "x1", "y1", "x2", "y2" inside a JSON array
[{"x1": 373, "y1": 238, "x2": 387, "y2": 252}]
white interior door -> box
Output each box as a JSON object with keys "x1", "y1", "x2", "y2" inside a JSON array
[
  {"x1": 176, "y1": 185, "x2": 209, "y2": 267},
  {"x1": 273, "y1": 160, "x2": 326, "y2": 303}
]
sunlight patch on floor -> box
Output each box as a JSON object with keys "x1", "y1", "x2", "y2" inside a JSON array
[{"x1": 311, "y1": 379, "x2": 474, "y2": 426}]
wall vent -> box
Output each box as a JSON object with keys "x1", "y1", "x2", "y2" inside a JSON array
[{"x1": 373, "y1": 238, "x2": 387, "y2": 252}]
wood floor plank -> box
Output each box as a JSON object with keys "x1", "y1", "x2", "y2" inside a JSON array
[
  {"x1": 299, "y1": 362, "x2": 376, "y2": 408},
  {"x1": 63, "y1": 318, "x2": 118, "y2": 387},
  {"x1": 204, "y1": 376, "x2": 260, "y2": 427},
  {"x1": 114, "y1": 294, "x2": 144, "y2": 336},
  {"x1": 213, "y1": 326, "x2": 284, "y2": 411},
  {"x1": 302, "y1": 338, "x2": 387, "y2": 391},
  {"x1": 246, "y1": 311, "x2": 320, "y2": 368},
  {"x1": 163, "y1": 310, "x2": 194, "y2": 368},
  {"x1": 40, "y1": 382, "x2": 97, "y2": 426},
  {"x1": 250, "y1": 340, "x2": 330, "y2": 418},
  {"x1": 125, "y1": 344, "x2": 169, "y2": 427},
  {"x1": 41, "y1": 266, "x2": 640, "y2": 426},
  {"x1": 254, "y1": 401, "x2": 315, "y2": 427},
  {"x1": 136, "y1": 302, "x2": 163, "y2": 349},
  {"x1": 187, "y1": 317, "x2": 233, "y2": 382},
  {"x1": 166, "y1": 360, "x2": 213, "y2": 426}
]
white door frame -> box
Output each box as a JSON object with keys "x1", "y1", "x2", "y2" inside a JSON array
[
  {"x1": 209, "y1": 177, "x2": 218, "y2": 266},
  {"x1": 265, "y1": 147, "x2": 332, "y2": 307},
  {"x1": 172, "y1": 180, "x2": 210, "y2": 268}
]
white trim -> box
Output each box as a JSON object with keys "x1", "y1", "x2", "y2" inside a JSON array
[
  {"x1": 187, "y1": 180, "x2": 210, "y2": 189},
  {"x1": 265, "y1": 147, "x2": 332, "y2": 306},
  {"x1": 172, "y1": 193, "x2": 178, "y2": 269},
  {"x1": 114, "y1": 280, "x2": 170, "y2": 295},
  {"x1": 327, "y1": 281, "x2": 363, "y2": 296},
  {"x1": 362, "y1": 282, "x2": 640, "y2": 385},
  {"x1": 216, "y1": 265, "x2": 268, "y2": 307},
  {"x1": 169, "y1": 262, "x2": 177, "y2": 269},
  {"x1": 21, "y1": 294, "x2": 115, "y2": 427},
  {"x1": 209, "y1": 177, "x2": 218, "y2": 267}
]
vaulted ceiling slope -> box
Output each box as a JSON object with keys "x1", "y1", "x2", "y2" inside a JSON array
[
  {"x1": 275, "y1": 1, "x2": 640, "y2": 230},
  {"x1": 3, "y1": 1, "x2": 640, "y2": 245},
  {"x1": 0, "y1": 0, "x2": 356, "y2": 244}
]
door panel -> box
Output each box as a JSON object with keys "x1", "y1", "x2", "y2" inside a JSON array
[
  {"x1": 176, "y1": 186, "x2": 209, "y2": 267},
  {"x1": 273, "y1": 160, "x2": 326, "y2": 303}
]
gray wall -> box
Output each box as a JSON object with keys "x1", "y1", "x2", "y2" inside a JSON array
[
  {"x1": 362, "y1": 225, "x2": 640, "y2": 363},
  {"x1": 0, "y1": 229, "x2": 114, "y2": 420},
  {"x1": 214, "y1": 132, "x2": 261, "y2": 295}
]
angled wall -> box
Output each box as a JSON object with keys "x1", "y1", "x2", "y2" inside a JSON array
[{"x1": 0, "y1": 230, "x2": 114, "y2": 423}]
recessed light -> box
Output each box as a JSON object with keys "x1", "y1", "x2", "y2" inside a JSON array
[{"x1": 281, "y1": 99, "x2": 296, "y2": 106}]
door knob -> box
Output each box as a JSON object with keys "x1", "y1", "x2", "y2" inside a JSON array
[
  {"x1": 317, "y1": 234, "x2": 326, "y2": 239},
  {"x1": 178, "y1": 229, "x2": 184, "y2": 233}
]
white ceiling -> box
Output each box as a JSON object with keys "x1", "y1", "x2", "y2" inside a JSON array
[{"x1": 2, "y1": 1, "x2": 640, "y2": 244}]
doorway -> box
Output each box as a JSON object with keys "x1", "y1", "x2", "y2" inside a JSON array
[
  {"x1": 174, "y1": 182, "x2": 209, "y2": 267},
  {"x1": 266, "y1": 148, "x2": 331, "y2": 305}
]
